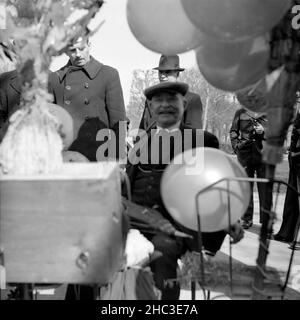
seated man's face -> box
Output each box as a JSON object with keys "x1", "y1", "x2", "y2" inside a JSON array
[
  {"x1": 149, "y1": 92, "x2": 185, "y2": 128},
  {"x1": 66, "y1": 38, "x2": 90, "y2": 67}
]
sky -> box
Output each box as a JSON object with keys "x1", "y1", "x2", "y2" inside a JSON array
[{"x1": 50, "y1": 0, "x2": 198, "y2": 106}]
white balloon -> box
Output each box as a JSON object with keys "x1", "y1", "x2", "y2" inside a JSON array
[
  {"x1": 161, "y1": 148, "x2": 250, "y2": 232},
  {"x1": 48, "y1": 103, "x2": 74, "y2": 150}
]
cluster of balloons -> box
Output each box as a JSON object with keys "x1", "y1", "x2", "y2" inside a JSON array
[{"x1": 127, "y1": 0, "x2": 291, "y2": 109}]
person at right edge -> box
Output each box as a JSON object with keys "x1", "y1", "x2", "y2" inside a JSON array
[
  {"x1": 230, "y1": 107, "x2": 268, "y2": 229},
  {"x1": 273, "y1": 111, "x2": 300, "y2": 248}
]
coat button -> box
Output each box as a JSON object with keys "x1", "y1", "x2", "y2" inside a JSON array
[
  {"x1": 84, "y1": 82, "x2": 89, "y2": 89},
  {"x1": 84, "y1": 98, "x2": 89, "y2": 105},
  {"x1": 86, "y1": 133, "x2": 92, "y2": 139},
  {"x1": 65, "y1": 100, "x2": 71, "y2": 105},
  {"x1": 65, "y1": 85, "x2": 71, "y2": 90}
]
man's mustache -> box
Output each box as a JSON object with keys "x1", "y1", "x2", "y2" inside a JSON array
[{"x1": 156, "y1": 106, "x2": 177, "y2": 114}]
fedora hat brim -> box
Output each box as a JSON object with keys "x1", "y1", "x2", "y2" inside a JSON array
[
  {"x1": 153, "y1": 66, "x2": 185, "y2": 71},
  {"x1": 153, "y1": 55, "x2": 185, "y2": 72}
]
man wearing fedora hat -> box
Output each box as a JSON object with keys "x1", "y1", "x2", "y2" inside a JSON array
[
  {"x1": 139, "y1": 54, "x2": 203, "y2": 132},
  {"x1": 125, "y1": 81, "x2": 243, "y2": 300}
]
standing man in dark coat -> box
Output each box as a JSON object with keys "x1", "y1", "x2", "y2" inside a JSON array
[
  {"x1": 48, "y1": 36, "x2": 127, "y2": 161},
  {"x1": 126, "y1": 81, "x2": 243, "y2": 300},
  {"x1": 230, "y1": 108, "x2": 267, "y2": 229},
  {"x1": 139, "y1": 55, "x2": 203, "y2": 131},
  {"x1": 273, "y1": 112, "x2": 300, "y2": 245}
]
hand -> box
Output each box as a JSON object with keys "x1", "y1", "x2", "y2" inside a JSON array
[
  {"x1": 62, "y1": 151, "x2": 89, "y2": 162},
  {"x1": 227, "y1": 221, "x2": 244, "y2": 244},
  {"x1": 291, "y1": 151, "x2": 300, "y2": 158},
  {"x1": 236, "y1": 140, "x2": 247, "y2": 151},
  {"x1": 254, "y1": 123, "x2": 264, "y2": 135},
  {"x1": 125, "y1": 229, "x2": 154, "y2": 267}
]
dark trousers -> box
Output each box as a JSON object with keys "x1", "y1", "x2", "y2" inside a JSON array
[
  {"x1": 147, "y1": 229, "x2": 226, "y2": 300},
  {"x1": 242, "y1": 162, "x2": 266, "y2": 223},
  {"x1": 149, "y1": 233, "x2": 184, "y2": 300},
  {"x1": 277, "y1": 160, "x2": 300, "y2": 242},
  {"x1": 65, "y1": 284, "x2": 95, "y2": 300}
]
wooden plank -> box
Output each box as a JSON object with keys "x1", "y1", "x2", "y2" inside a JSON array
[{"x1": 0, "y1": 163, "x2": 126, "y2": 285}]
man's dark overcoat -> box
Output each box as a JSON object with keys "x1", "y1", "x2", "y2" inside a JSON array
[{"x1": 48, "y1": 56, "x2": 126, "y2": 141}]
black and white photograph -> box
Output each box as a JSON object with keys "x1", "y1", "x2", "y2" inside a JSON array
[{"x1": 0, "y1": 0, "x2": 300, "y2": 310}]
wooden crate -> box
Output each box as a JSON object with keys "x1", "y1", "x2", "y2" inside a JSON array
[{"x1": 0, "y1": 162, "x2": 125, "y2": 285}]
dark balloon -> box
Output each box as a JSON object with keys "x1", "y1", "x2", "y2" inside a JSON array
[
  {"x1": 182, "y1": 0, "x2": 291, "y2": 42},
  {"x1": 194, "y1": 36, "x2": 253, "y2": 69},
  {"x1": 127, "y1": 0, "x2": 204, "y2": 55},
  {"x1": 195, "y1": 35, "x2": 270, "y2": 91}
]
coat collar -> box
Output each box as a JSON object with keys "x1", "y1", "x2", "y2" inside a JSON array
[
  {"x1": 154, "y1": 122, "x2": 192, "y2": 133},
  {"x1": 156, "y1": 121, "x2": 181, "y2": 133},
  {"x1": 57, "y1": 56, "x2": 103, "y2": 82},
  {"x1": 127, "y1": 122, "x2": 193, "y2": 165}
]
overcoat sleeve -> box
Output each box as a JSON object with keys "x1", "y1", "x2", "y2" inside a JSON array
[{"x1": 105, "y1": 68, "x2": 126, "y2": 128}]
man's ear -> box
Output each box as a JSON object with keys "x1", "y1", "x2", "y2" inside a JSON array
[{"x1": 183, "y1": 97, "x2": 187, "y2": 110}]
